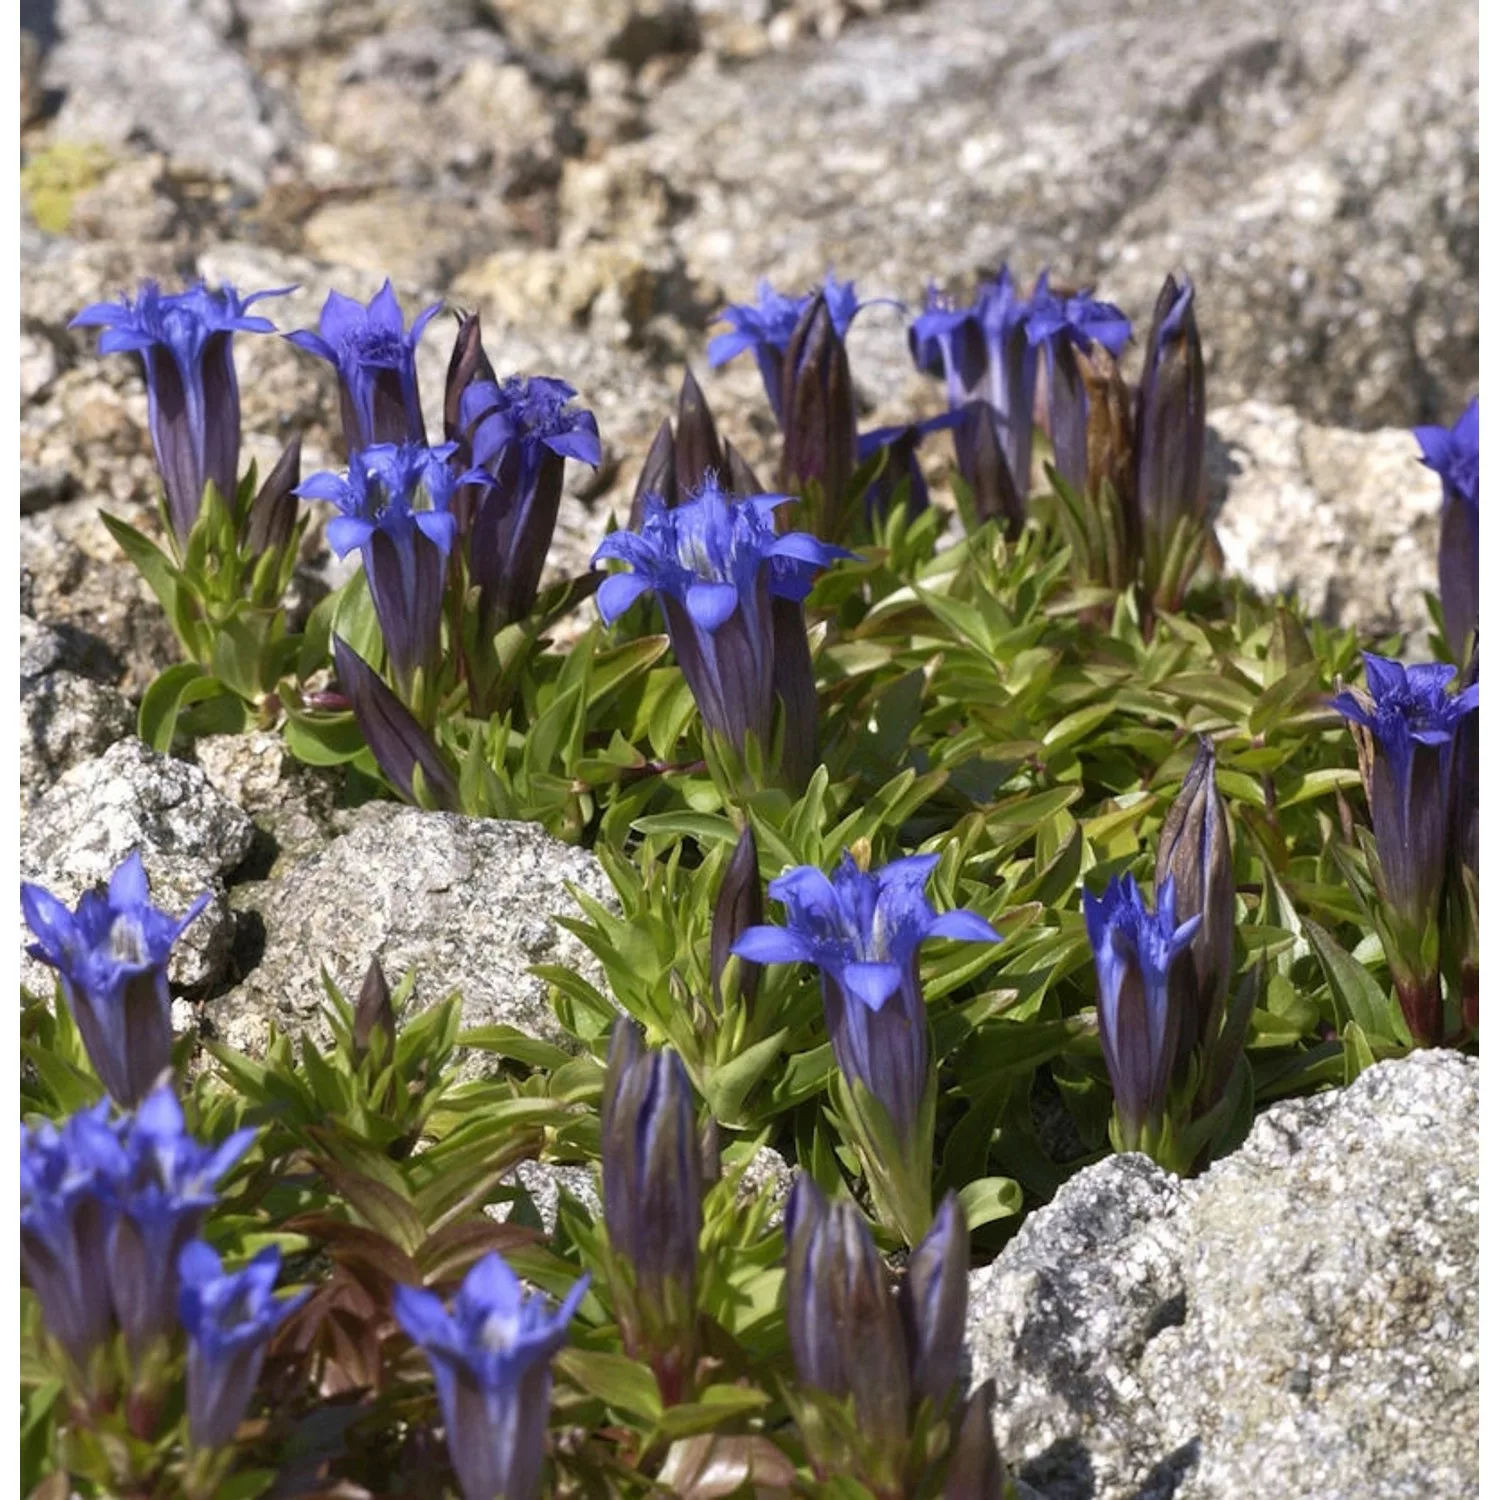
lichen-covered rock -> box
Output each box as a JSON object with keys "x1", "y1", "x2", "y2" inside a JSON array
[
  {"x1": 1209, "y1": 400, "x2": 1445, "y2": 646},
  {"x1": 21, "y1": 666, "x2": 135, "y2": 806},
  {"x1": 211, "y1": 803, "x2": 620, "y2": 1057},
  {"x1": 20, "y1": 738, "x2": 257, "y2": 991},
  {"x1": 967, "y1": 1051, "x2": 1478, "y2": 1500}
]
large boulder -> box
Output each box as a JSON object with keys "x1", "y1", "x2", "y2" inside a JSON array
[
  {"x1": 967, "y1": 1051, "x2": 1478, "y2": 1499},
  {"x1": 210, "y1": 803, "x2": 620, "y2": 1056}
]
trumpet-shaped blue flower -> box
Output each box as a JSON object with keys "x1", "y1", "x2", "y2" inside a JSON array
[
  {"x1": 1415, "y1": 398, "x2": 1479, "y2": 657},
  {"x1": 1332, "y1": 653, "x2": 1478, "y2": 1044},
  {"x1": 393, "y1": 1253, "x2": 590, "y2": 1500},
  {"x1": 21, "y1": 1102, "x2": 128, "y2": 1371},
  {"x1": 908, "y1": 287, "x2": 986, "y2": 407},
  {"x1": 1027, "y1": 272, "x2": 1132, "y2": 497},
  {"x1": 593, "y1": 480, "x2": 846, "y2": 758},
  {"x1": 109, "y1": 1088, "x2": 257, "y2": 1358},
  {"x1": 298, "y1": 443, "x2": 489, "y2": 698},
  {"x1": 977, "y1": 267, "x2": 1042, "y2": 498},
  {"x1": 288, "y1": 280, "x2": 441, "y2": 454},
  {"x1": 459, "y1": 375, "x2": 601, "y2": 629},
  {"x1": 22, "y1": 853, "x2": 209, "y2": 1109},
  {"x1": 733, "y1": 853, "x2": 1000, "y2": 1141},
  {"x1": 178, "y1": 1240, "x2": 308, "y2": 1451},
  {"x1": 1082, "y1": 873, "x2": 1200, "y2": 1148},
  {"x1": 71, "y1": 280, "x2": 288, "y2": 545},
  {"x1": 858, "y1": 411, "x2": 961, "y2": 521},
  {"x1": 708, "y1": 273, "x2": 878, "y2": 423}
]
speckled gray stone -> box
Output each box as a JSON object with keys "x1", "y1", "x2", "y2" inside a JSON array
[
  {"x1": 966, "y1": 1052, "x2": 1478, "y2": 1500},
  {"x1": 210, "y1": 803, "x2": 620, "y2": 1057},
  {"x1": 19, "y1": 737, "x2": 256, "y2": 991}
]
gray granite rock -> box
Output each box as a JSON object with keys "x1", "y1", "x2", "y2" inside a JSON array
[
  {"x1": 21, "y1": 664, "x2": 135, "y2": 806},
  {"x1": 45, "y1": 0, "x2": 300, "y2": 194},
  {"x1": 210, "y1": 803, "x2": 620, "y2": 1057},
  {"x1": 20, "y1": 738, "x2": 257, "y2": 992},
  {"x1": 967, "y1": 1051, "x2": 1478, "y2": 1500},
  {"x1": 1208, "y1": 400, "x2": 1445, "y2": 646}
]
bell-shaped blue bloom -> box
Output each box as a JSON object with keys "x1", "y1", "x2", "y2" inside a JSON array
[
  {"x1": 1027, "y1": 272, "x2": 1132, "y2": 497},
  {"x1": 393, "y1": 1253, "x2": 590, "y2": 1500},
  {"x1": 109, "y1": 1088, "x2": 257, "y2": 1359},
  {"x1": 298, "y1": 443, "x2": 489, "y2": 700},
  {"x1": 908, "y1": 286, "x2": 987, "y2": 408},
  {"x1": 733, "y1": 854, "x2": 1000, "y2": 1142},
  {"x1": 1082, "y1": 873, "x2": 1201, "y2": 1149},
  {"x1": 593, "y1": 479, "x2": 847, "y2": 760},
  {"x1": 21, "y1": 853, "x2": 210, "y2": 1110},
  {"x1": 21, "y1": 1102, "x2": 129, "y2": 1372},
  {"x1": 70, "y1": 281, "x2": 288, "y2": 546},
  {"x1": 708, "y1": 273, "x2": 877, "y2": 424},
  {"x1": 178, "y1": 1240, "x2": 309, "y2": 1451},
  {"x1": 287, "y1": 280, "x2": 442, "y2": 455},
  {"x1": 1415, "y1": 398, "x2": 1479, "y2": 659},
  {"x1": 977, "y1": 267, "x2": 1043, "y2": 502},
  {"x1": 1332, "y1": 654, "x2": 1479, "y2": 1044},
  {"x1": 459, "y1": 375, "x2": 601, "y2": 630}
]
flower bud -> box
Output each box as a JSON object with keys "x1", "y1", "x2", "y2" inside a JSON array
[
  {"x1": 780, "y1": 293, "x2": 857, "y2": 537},
  {"x1": 898, "y1": 1192, "x2": 969, "y2": 1410},
  {"x1": 630, "y1": 418, "x2": 679, "y2": 530},
  {"x1": 244, "y1": 434, "x2": 302, "y2": 558},
  {"x1": 710, "y1": 826, "x2": 764, "y2": 1012},
  {"x1": 675, "y1": 367, "x2": 725, "y2": 495},
  {"x1": 353, "y1": 955, "x2": 396, "y2": 1057},
  {"x1": 443, "y1": 312, "x2": 496, "y2": 449},
  {"x1": 1075, "y1": 340, "x2": 1138, "y2": 579},
  {"x1": 1154, "y1": 737, "x2": 1234, "y2": 1073},
  {"x1": 955, "y1": 399, "x2": 1025, "y2": 539},
  {"x1": 601, "y1": 1020, "x2": 703, "y2": 1402},
  {"x1": 944, "y1": 1380, "x2": 1010, "y2": 1500}
]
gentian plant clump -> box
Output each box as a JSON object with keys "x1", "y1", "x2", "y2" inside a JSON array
[{"x1": 21, "y1": 247, "x2": 1477, "y2": 1497}]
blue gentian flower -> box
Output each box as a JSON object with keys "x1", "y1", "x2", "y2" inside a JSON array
[
  {"x1": 601, "y1": 1020, "x2": 702, "y2": 1403},
  {"x1": 708, "y1": 273, "x2": 878, "y2": 423},
  {"x1": 393, "y1": 1253, "x2": 590, "y2": 1500},
  {"x1": 70, "y1": 280, "x2": 288, "y2": 545},
  {"x1": 109, "y1": 1088, "x2": 257, "y2": 1358},
  {"x1": 21, "y1": 1102, "x2": 129, "y2": 1371},
  {"x1": 288, "y1": 280, "x2": 442, "y2": 454},
  {"x1": 1134, "y1": 275, "x2": 1206, "y2": 601},
  {"x1": 1082, "y1": 873, "x2": 1201, "y2": 1150},
  {"x1": 21, "y1": 853, "x2": 210, "y2": 1110},
  {"x1": 593, "y1": 480, "x2": 847, "y2": 760},
  {"x1": 1026, "y1": 272, "x2": 1132, "y2": 497},
  {"x1": 976, "y1": 267, "x2": 1042, "y2": 500},
  {"x1": 1332, "y1": 653, "x2": 1479, "y2": 1044},
  {"x1": 858, "y1": 414, "x2": 959, "y2": 521},
  {"x1": 1415, "y1": 398, "x2": 1479, "y2": 658},
  {"x1": 459, "y1": 375, "x2": 601, "y2": 630},
  {"x1": 908, "y1": 287, "x2": 986, "y2": 407},
  {"x1": 733, "y1": 853, "x2": 1000, "y2": 1142},
  {"x1": 177, "y1": 1240, "x2": 309, "y2": 1451},
  {"x1": 297, "y1": 443, "x2": 489, "y2": 699}
]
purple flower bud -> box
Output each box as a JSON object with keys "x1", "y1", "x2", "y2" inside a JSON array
[
  {"x1": 631, "y1": 419, "x2": 679, "y2": 529},
  {"x1": 593, "y1": 479, "x2": 847, "y2": 766},
  {"x1": 178, "y1": 1240, "x2": 308, "y2": 1451},
  {"x1": 71, "y1": 280, "x2": 288, "y2": 545},
  {"x1": 601, "y1": 1020, "x2": 703, "y2": 1401},
  {"x1": 299, "y1": 444, "x2": 484, "y2": 698},
  {"x1": 244, "y1": 434, "x2": 302, "y2": 559},
  {"x1": 1331, "y1": 653, "x2": 1478, "y2": 1044},
  {"x1": 21, "y1": 1102, "x2": 128, "y2": 1371},
  {"x1": 287, "y1": 280, "x2": 440, "y2": 455},
  {"x1": 1082, "y1": 873, "x2": 1201, "y2": 1149},
  {"x1": 783, "y1": 1175, "x2": 911, "y2": 1471},
  {"x1": 444, "y1": 312, "x2": 497, "y2": 449},
  {"x1": 332, "y1": 636, "x2": 459, "y2": 810},
  {"x1": 1134, "y1": 274, "x2": 1206, "y2": 605},
  {"x1": 675, "y1": 367, "x2": 725, "y2": 495},
  {"x1": 109, "y1": 1088, "x2": 257, "y2": 1358},
  {"x1": 734, "y1": 853, "x2": 1000, "y2": 1143},
  {"x1": 393, "y1": 1253, "x2": 589, "y2": 1500},
  {"x1": 1027, "y1": 271, "x2": 1132, "y2": 497},
  {"x1": 353, "y1": 955, "x2": 396, "y2": 1057},
  {"x1": 944, "y1": 1380, "x2": 1010, "y2": 1499},
  {"x1": 723, "y1": 440, "x2": 767, "y2": 500},
  {"x1": 21, "y1": 853, "x2": 209, "y2": 1110},
  {"x1": 1154, "y1": 738, "x2": 1235, "y2": 1072},
  {"x1": 460, "y1": 375, "x2": 600, "y2": 632},
  {"x1": 780, "y1": 293, "x2": 857, "y2": 533},
  {"x1": 976, "y1": 268, "x2": 1042, "y2": 501},
  {"x1": 953, "y1": 399, "x2": 1026, "y2": 539},
  {"x1": 1415, "y1": 398, "x2": 1479, "y2": 660},
  {"x1": 711, "y1": 826, "x2": 764, "y2": 1012},
  {"x1": 898, "y1": 1191, "x2": 969, "y2": 1409}
]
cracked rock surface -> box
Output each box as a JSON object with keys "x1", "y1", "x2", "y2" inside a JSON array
[{"x1": 967, "y1": 1051, "x2": 1478, "y2": 1499}]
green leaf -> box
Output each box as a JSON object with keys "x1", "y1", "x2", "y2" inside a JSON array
[
  {"x1": 1302, "y1": 918, "x2": 1397, "y2": 1042},
  {"x1": 554, "y1": 1347, "x2": 663, "y2": 1423},
  {"x1": 702, "y1": 1028, "x2": 788, "y2": 1127},
  {"x1": 957, "y1": 1174, "x2": 1024, "y2": 1231}
]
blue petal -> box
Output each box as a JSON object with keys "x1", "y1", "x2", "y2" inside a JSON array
[
  {"x1": 685, "y1": 582, "x2": 739, "y2": 631},
  {"x1": 596, "y1": 572, "x2": 653, "y2": 625},
  {"x1": 927, "y1": 909, "x2": 1003, "y2": 945},
  {"x1": 326, "y1": 517, "x2": 375, "y2": 558},
  {"x1": 731, "y1": 925, "x2": 815, "y2": 966},
  {"x1": 108, "y1": 852, "x2": 151, "y2": 909},
  {"x1": 839, "y1": 961, "x2": 903, "y2": 1013}
]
